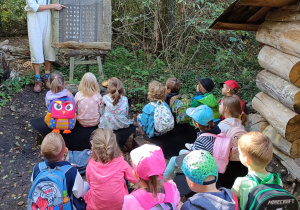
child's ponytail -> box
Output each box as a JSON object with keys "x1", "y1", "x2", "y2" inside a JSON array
[
  {"x1": 141, "y1": 175, "x2": 160, "y2": 197},
  {"x1": 107, "y1": 77, "x2": 125, "y2": 106},
  {"x1": 50, "y1": 71, "x2": 65, "y2": 93},
  {"x1": 90, "y1": 128, "x2": 122, "y2": 164},
  {"x1": 240, "y1": 113, "x2": 248, "y2": 126}
]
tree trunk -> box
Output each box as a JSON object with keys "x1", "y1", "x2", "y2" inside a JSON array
[
  {"x1": 258, "y1": 46, "x2": 300, "y2": 87},
  {"x1": 244, "y1": 113, "x2": 269, "y2": 132},
  {"x1": 256, "y1": 21, "x2": 300, "y2": 58},
  {"x1": 264, "y1": 125, "x2": 300, "y2": 158},
  {"x1": 273, "y1": 147, "x2": 300, "y2": 181},
  {"x1": 252, "y1": 92, "x2": 300, "y2": 141},
  {"x1": 256, "y1": 70, "x2": 300, "y2": 113}
]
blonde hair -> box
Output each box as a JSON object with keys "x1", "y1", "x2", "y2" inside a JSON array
[
  {"x1": 222, "y1": 95, "x2": 248, "y2": 125},
  {"x1": 41, "y1": 133, "x2": 65, "y2": 163},
  {"x1": 147, "y1": 81, "x2": 166, "y2": 102},
  {"x1": 107, "y1": 77, "x2": 125, "y2": 106},
  {"x1": 166, "y1": 77, "x2": 181, "y2": 93},
  {"x1": 90, "y1": 128, "x2": 122, "y2": 164},
  {"x1": 50, "y1": 71, "x2": 65, "y2": 93},
  {"x1": 238, "y1": 132, "x2": 273, "y2": 168},
  {"x1": 78, "y1": 72, "x2": 100, "y2": 97}
]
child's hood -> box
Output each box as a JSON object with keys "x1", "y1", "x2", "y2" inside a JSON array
[
  {"x1": 88, "y1": 156, "x2": 127, "y2": 182},
  {"x1": 104, "y1": 95, "x2": 127, "y2": 111},
  {"x1": 187, "y1": 188, "x2": 236, "y2": 209},
  {"x1": 46, "y1": 89, "x2": 70, "y2": 101}
]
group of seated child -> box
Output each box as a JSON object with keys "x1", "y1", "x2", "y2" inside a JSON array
[
  {"x1": 29, "y1": 71, "x2": 286, "y2": 210},
  {"x1": 30, "y1": 130, "x2": 278, "y2": 210}
]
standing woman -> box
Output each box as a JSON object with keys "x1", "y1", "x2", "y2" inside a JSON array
[{"x1": 25, "y1": 0, "x2": 65, "y2": 92}]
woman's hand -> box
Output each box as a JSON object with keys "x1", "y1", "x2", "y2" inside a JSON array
[{"x1": 52, "y1": 4, "x2": 66, "y2": 11}]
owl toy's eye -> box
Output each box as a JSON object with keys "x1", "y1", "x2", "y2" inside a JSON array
[
  {"x1": 54, "y1": 103, "x2": 62, "y2": 110},
  {"x1": 65, "y1": 104, "x2": 74, "y2": 111}
]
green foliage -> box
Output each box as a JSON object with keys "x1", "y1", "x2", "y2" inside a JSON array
[
  {"x1": 0, "y1": 0, "x2": 26, "y2": 35},
  {"x1": 0, "y1": 74, "x2": 33, "y2": 106}
]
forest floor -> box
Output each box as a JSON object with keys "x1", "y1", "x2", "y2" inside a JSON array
[{"x1": 0, "y1": 37, "x2": 299, "y2": 209}]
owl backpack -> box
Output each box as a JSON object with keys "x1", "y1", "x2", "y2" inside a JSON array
[{"x1": 45, "y1": 92, "x2": 76, "y2": 134}]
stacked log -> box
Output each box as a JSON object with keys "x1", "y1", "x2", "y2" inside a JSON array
[{"x1": 253, "y1": 4, "x2": 300, "y2": 178}]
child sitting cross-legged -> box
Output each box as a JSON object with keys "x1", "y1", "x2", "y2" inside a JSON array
[
  {"x1": 123, "y1": 144, "x2": 181, "y2": 209},
  {"x1": 85, "y1": 128, "x2": 138, "y2": 210},
  {"x1": 163, "y1": 105, "x2": 221, "y2": 178},
  {"x1": 165, "y1": 77, "x2": 181, "y2": 107},
  {"x1": 137, "y1": 81, "x2": 173, "y2": 138},
  {"x1": 219, "y1": 80, "x2": 245, "y2": 121},
  {"x1": 98, "y1": 77, "x2": 132, "y2": 130},
  {"x1": 190, "y1": 77, "x2": 220, "y2": 121},
  {"x1": 180, "y1": 150, "x2": 238, "y2": 210},
  {"x1": 231, "y1": 132, "x2": 282, "y2": 210},
  {"x1": 28, "y1": 133, "x2": 86, "y2": 210},
  {"x1": 74, "y1": 72, "x2": 102, "y2": 127}
]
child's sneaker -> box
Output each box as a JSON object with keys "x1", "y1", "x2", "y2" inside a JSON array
[
  {"x1": 33, "y1": 80, "x2": 42, "y2": 93},
  {"x1": 185, "y1": 143, "x2": 193, "y2": 150}
]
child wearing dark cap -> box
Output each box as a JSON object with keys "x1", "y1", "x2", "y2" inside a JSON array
[
  {"x1": 219, "y1": 80, "x2": 245, "y2": 121},
  {"x1": 180, "y1": 150, "x2": 238, "y2": 210},
  {"x1": 190, "y1": 77, "x2": 220, "y2": 121}
]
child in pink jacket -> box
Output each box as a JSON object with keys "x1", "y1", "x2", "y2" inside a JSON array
[
  {"x1": 122, "y1": 144, "x2": 180, "y2": 210},
  {"x1": 84, "y1": 128, "x2": 138, "y2": 210}
]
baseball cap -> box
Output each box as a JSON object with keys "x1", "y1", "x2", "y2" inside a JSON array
[
  {"x1": 186, "y1": 105, "x2": 213, "y2": 126},
  {"x1": 181, "y1": 150, "x2": 218, "y2": 185},
  {"x1": 130, "y1": 144, "x2": 166, "y2": 181},
  {"x1": 220, "y1": 80, "x2": 239, "y2": 90},
  {"x1": 196, "y1": 77, "x2": 214, "y2": 92}
]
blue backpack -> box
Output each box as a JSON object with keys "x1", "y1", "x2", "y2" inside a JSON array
[{"x1": 28, "y1": 162, "x2": 72, "y2": 210}]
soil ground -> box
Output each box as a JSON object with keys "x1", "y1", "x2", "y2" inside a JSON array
[{"x1": 0, "y1": 37, "x2": 299, "y2": 209}]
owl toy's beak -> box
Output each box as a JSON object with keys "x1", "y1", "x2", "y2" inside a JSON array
[{"x1": 62, "y1": 111, "x2": 65, "y2": 115}]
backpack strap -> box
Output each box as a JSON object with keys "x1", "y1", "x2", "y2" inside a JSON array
[
  {"x1": 200, "y1": 132, "x2": 226, "y2": 138},
  {"x1": 131, "y1": 182, "x2": 175, "y2": 210},
  {"x1": 246, "y1": 173, "x2": 280, "y2": 185}
]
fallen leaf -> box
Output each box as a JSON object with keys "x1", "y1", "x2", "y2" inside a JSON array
[
  {"x1": 15, "y1": 142, "x2": 20, "y2": 147},
  {"x1": 15, "y1": 136, "x2": 20, "y2": 140},
  {"x1": 2, "y1": 175, "x2": 8, "y2": 180}
]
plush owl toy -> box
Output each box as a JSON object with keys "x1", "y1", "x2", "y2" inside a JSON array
[{"x1": 45, "y1": 97, "x2": 76, "y2": 134}]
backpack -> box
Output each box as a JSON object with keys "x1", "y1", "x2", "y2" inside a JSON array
[
  {"x1": 131, "y1": 182, "x2": 177, "y2": 210},
  {"x1": 247, "y1": 173, "x2": 299, "y2": 210},
  {"x1": 150, "y1": 100, "x2": 174, "y2": 134},
  {"x1": 45, "y1": 92, "x2": 76, "y2": 133},
  {"x1": 201, "y1": 133, "x2": 231, "y2": 174},
  {"x1": 170, "y1": 95, "x2": 192, "y2": 124},
  {"x1": 67, "y1": 149, "x2": 92, "y2": 175},
  {"x1": 224, "y1": 120, "x2": 247, "y2": 161},
  {"x1": 28, "y1": 162, "x2": 72, "y2": 210}
]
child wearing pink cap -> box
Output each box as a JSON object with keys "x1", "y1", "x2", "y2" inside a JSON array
[
  {"x1": 122, "y1": 144, "x2": 181, "y2": 210},
  {"x1": 219, "y1": 80, "x2": 245, "y2": 121}
]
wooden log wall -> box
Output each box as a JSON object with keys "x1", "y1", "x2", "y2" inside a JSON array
[{"x1": 253, "y1": 3, "x2": 300, "y2": 173}]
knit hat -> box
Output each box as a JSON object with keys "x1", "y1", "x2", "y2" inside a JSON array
[
  {"x1": 181, "y1": 150, "x2": 218, "y2": 185},
  {"x1": 196, "y1": 77, "x2": 214, "y2": 92},
  {"x1": 186, "y1": 105, "x2": 214, "y2": 126},
  {"x1": 130, "y1": 144, "x2": 166, "y2": 181}
]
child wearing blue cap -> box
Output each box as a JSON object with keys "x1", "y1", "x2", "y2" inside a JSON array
[
  {"x1": 180, "y1": 150, "x2": 238, "y2": 210},
  {"x1": 163, "y1": 105, "x2": 221, "y2": 178}
]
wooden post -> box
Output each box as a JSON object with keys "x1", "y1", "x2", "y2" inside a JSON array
[
  {"x1": 97, "y1": 56, "x2": 104, "y2": 81},
  {"x1": 252, "y1": 92, "x2": 300, "y2": 141},
  {"x1": 69, "y1": 57, "x2": 75, "y2": 83}
]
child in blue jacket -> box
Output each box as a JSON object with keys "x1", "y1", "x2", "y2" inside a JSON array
[{"x1": 137, "y1": 81, "x2": 171, "y2": 138}]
